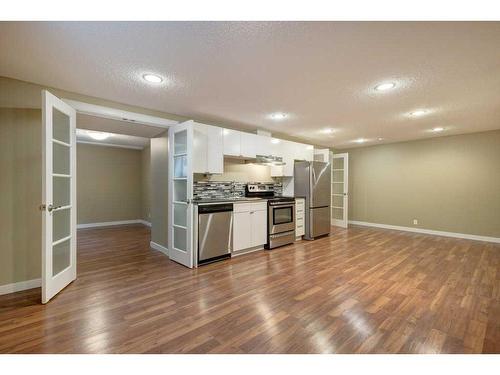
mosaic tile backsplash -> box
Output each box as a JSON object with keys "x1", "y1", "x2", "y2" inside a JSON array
[{"x1": 193, "y1": 181, "x2": 283, "y2": 200}]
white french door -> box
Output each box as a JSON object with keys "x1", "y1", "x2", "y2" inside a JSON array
[
  {"x1": 331, "y1": 153, "x2": 349, "y2": 228},
  {"x1": 168, "y1": 121, "x2": 194, "y2": 268},
  {"x1": 41, "y1": 90, "x2": 77, "y2": 303}
]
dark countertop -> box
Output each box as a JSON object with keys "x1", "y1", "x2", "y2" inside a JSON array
[{"x1": 193, "y1": 197, "x2": 268, "y2": 205}]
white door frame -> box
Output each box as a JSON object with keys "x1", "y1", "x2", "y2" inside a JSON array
[
  {"x1": 168, "y1": 120, "x2": 194, "y2": 268},
  {"x1": 331, "y1": 152, "x2": 349, "y2": 228},
  {"x1": 42, "y1": 90, "x2": 77, "y2": 303}
]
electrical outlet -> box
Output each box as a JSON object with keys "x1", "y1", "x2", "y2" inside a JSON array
[{"x1": 413, "y1": 219, "x2": 418, "y2": 225}]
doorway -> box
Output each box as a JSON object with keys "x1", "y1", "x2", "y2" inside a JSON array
[{"x1": 41, "y1": 91, "x2": 175, "y2": 303}]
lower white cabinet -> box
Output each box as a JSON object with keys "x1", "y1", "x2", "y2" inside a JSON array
[
  {"x1": 233, "y1": 202, "x2": 267, "y2": 251},
  {"x1": 295, "y1": 198, "x2": 305, "y2": 237}
]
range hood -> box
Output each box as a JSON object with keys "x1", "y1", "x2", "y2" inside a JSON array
[{"x1": 255, "y1": 154, "x2": 286, "y2": 166}]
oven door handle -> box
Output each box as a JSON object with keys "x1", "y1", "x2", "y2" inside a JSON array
[{"x1": 270, "y1": 202, "x2": 296, "y2": 206}]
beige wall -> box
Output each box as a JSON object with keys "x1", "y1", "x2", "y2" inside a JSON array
[
  {"x1": 195, "y1": 158, "x2": 274, "y2": 183},
  {"x1": 0, "y1": 108, "x2": 42, "y2": 286},
  {"x1": 77, "y1": 144, "x2": 144, "y2": 224},
  {"x1": 151, "y1": 131, "x2": 169, "y2": 248},
  {"x1": 141, "y1": 144, "x2": 151, "y2": 222},
  {"x1": 345, "y1": 130, "x2": 500, "y2": 237},
  {"x1": 1, "y1": 76, "x2": 161, "y2": 287}
]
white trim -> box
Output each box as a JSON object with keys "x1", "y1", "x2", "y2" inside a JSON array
[
  {"x1": 138, "y1": 220, "x2": 152, "y2": 227},
  {"x1": 63, "y1": 99, "x2": 177, "y2": 128},
  {"x1": 349, "y1": 220, "x2": 500, "y2": 244},
  {"x1": 0, "y1": 278, "x2": 41, "y2": 296},
  {"x1": 77, "y1": 219, "x2": 150, "y2": 229},
  {"x1": 150, "y1": 241, "x2": 169, "y2": 256},
  {"x1": 77, "y1": 140, "x2": 144, "y2": 150},
  {"x1": 331, "y1": 152, "x2": 348, "y2": 228}
]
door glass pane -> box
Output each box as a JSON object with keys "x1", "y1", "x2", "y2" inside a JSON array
[
  {"x1": 53, "y1": 108, "x2": 70, "y2": 143},
  {"x1": 174, "y1": 203, "x2": 187, "y2": 227},
  {"x1": 333, "y1": 182, "x2": 343, "y2": 194},
  {"x1": 53, "y1": 208, "x2": 70, "y2": 242},
  {"x1": 174, "y1": 226, "x2": 187, "y2": 252},
  {"x1": 333, "y1": 170, "x2": 344, "y2": 182},
  {"x1": 53, "y1": 176, "x2": 70, "y2": 207},
  {"x1": 333, "y1": 158, "x2": 344, "y2": 170},
  {"x1": 332, "y1": 207, "x2": 343, "y2": 220},
  {"x1": 174, "y1": 180, "x2": 187, "y2": 202},
  {"x1": 53, "y1": 142, "x2": 70, "y2": 174},
  {"x1": 174, "y1": 155, "x2": 187, "y2": 178},
  {"x1": 174, "y1": 130, "x2": 187, "y2": 155},
  {"x1": 332, "y1": 195, "x2": 344, "y2": 207},
  {"x1": 53, "y1": 237, "x2": 70, "y2": 276}
]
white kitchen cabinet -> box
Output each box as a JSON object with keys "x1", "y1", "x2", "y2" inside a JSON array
[
  {"x1": 251, "y1": 209, "x2": 267, "y2": 246},
  {"x1": 223, "y1": 129, "x2": 241, "y2": 157},
  {"x1": 233, "y1": 202, "x2": 267, "y2": 251},
  {"x1": 193, "y1": 123, "x2": 223, "y2": 174},
  {"x1": 295, "y1": 198, "x2": 305, "y2": 238},
  {"x1": 233, "y1": 211, "x2": 253, "y2": 251},
  {"x1": 240, "y1": 132, "x2": 258, "y2": 158},
  {"x1": 270, "y1": 140, "x2": 289, "y2": 177},
  {"x1": 301, "y1": 143, "x2": 315, "y2": 161}
]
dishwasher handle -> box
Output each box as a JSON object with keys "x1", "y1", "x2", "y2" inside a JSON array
[{"x1": 198, "y1": 203, "x2": 233, "y2": 214}]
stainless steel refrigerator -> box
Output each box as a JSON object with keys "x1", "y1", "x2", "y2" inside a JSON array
[{"x1": 294, "y1": 161, "x2": 331, "y2": 240}]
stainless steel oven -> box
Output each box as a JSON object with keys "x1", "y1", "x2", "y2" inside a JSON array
[
  {"x1": 266, "y1": 198, "x2": 296, "y2": 249},
  {"x1": 268, "y1": 201, "x2": 295, "y2": 234}
]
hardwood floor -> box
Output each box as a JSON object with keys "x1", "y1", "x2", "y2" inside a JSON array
[{"x1": 0, "y1": 224, "x2": 499, "y2": 353}]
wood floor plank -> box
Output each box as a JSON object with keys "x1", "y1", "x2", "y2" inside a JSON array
[{"x1": 0, "y1": 224, "x2": 499, "y2": 353}]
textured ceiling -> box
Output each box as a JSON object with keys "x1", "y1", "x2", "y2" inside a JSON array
[{"x1": 1, "y1": 21, "x2": 500, "y2": 148}]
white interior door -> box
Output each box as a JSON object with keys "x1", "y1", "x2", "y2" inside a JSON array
[
  {"x1": 331, "y1": 153, "x2": 349, "y2": 228},
  {"x1": 168, "y1": 121, "x2": 194, "y2": 268},
  {"x1": 41, "y1": 90, "x2": 77, "y2": 303}
]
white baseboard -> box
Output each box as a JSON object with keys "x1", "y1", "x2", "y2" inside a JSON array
[
  {"x1": 77, "y1": 219, "x2": 151, "y2": 229},
  {"x1": 349, "y1": 220, "x2": 500, "y2": 244},
  {"x1": 150, "y1": 241, "x2": 169, "y2": 256},
  {"x1": 138, "y1": 220, "x2": 152, "y2": 227},
  {"x1": 0, "y1": 278, "x2": 41, "y2": 296}
]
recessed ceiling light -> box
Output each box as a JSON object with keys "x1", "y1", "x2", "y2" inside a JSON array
[
  {"x1": 409, "y1": 109, "x2": 428, "y2": 117},
  {"x1": 321, "y1": 128, "x2": 334, "y2": 134},
  {"x1": 374, "y1": 82, "x2": 396, "y2": 91},
  {"x1": 271, "y1": 138, "x2": 280, "y2": 144},
  {"x1": 87, "y1": 131, "x2": 111, "y2": 141},
  {"x1": 142, "y1": 74, "x2": 163, "y2": 83},
  {"x1": 377, "y1": 137, "x2": 384, "y2": 141},
  {"x1": 270, "y1": 112, "x2": 287, "y2": 121},
  {"x1": 432, "y1": 127, "x2": 444, "y2": 132},
  {"x1": 354, "y1": 138, "x2": 366, "y2": 143}
]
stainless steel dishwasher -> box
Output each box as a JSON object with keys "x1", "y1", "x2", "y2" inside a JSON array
[{"x1": 197, "y1": 203, "x2": 233, "y2": 265}]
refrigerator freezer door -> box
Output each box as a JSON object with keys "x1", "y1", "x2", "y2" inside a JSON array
[
  {"x1": 293, "y1": 161, "x2": 311, "y2": 198},
  {"x1": 309, "y1": 206, "x2": 331, "y2": 238},
  {"x1": 310, "y1": 161, "x2": 331, "y2": 208}
]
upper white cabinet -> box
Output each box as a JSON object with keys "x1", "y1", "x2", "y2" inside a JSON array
[
  {"x1": 193, "y1": 122, "x2": 223, "y2": 174},
  {"x1": 223, "y1": 129, "x2": 241, "y2": 157},
  {"x1": 271, "y1": 140, "x2": 314, "y2": 177},
  {"x1": 240, "y1": 132, "x2": 259, "y2": 158},
  {"x1": 298, "y1": 143, "x2": 314, "y2": 162},
  {"x1": 199, "y1": 123, "x2": 314, "y2": 174}
]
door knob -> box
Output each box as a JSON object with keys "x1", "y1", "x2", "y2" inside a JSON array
[{"x1": 47, "y1": 204, "x2": 62, "y2": 212}]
